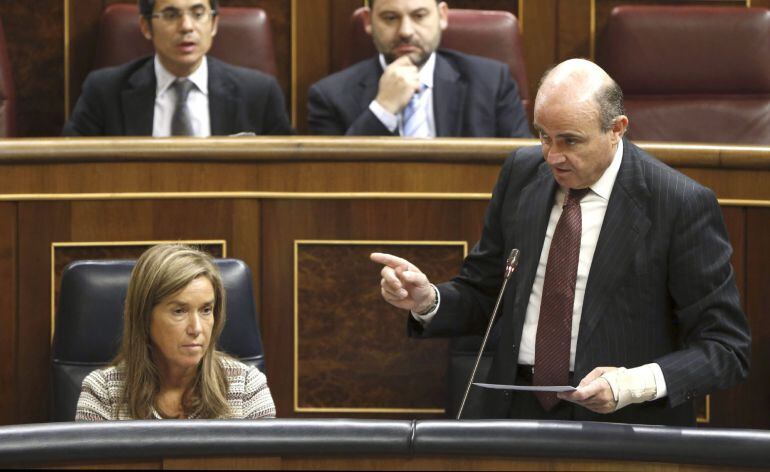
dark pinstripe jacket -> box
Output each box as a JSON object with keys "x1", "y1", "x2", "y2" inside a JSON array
[{"x1": 410, "y1": 140, "x2": 751, "y2": 426}]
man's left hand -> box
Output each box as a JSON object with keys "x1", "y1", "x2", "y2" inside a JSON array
[{"x1": 557, "y1": 366, "x2": 618, "y2": 414}]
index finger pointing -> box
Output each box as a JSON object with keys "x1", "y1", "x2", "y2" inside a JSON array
[{"x1": 370, "y1": 252, "x2": 412, "y2": 269}]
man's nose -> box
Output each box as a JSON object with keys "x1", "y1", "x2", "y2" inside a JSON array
[
  {"x1": 398, "y1": 18, "x2": 415, "y2": 38},
  {"x1": 179, "y1": 11, "x2": 195, "y2": 31}
]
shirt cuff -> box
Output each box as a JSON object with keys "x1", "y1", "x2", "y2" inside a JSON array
[
  {"x1": 369, "y1": 100, "x2": 398, "y2": 133},
  {"x1": 410, "y1": 284, "x2": 440, "y2": 325},
  {"x1": 601, "y1": 363, "x2": 663, "y2": 411},
  {"x1": 650, "y1": 362, "x2": 667, "y2": 400}
]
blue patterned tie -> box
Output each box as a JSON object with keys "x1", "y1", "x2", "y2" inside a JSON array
[{"x1": 402, "y1": 84, "x2": 430, "y2": 138}]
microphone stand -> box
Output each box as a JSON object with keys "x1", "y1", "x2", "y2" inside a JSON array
[{"x1": 456, "y1": 248, "x2": 520, "y2": 420}]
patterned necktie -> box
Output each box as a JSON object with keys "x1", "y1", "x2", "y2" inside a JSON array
[
  {"x1": 171, "y1": 78, "x2": 194, "y2": 136},
  {"x1": 402, "y1": 84, "x2": 430, "y2": 138},
  {"x1": 533, "y1": 187, "x2": 590, "y2": 410}
]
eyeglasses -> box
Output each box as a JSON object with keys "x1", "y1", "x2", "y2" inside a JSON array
[{"x1": 150, "y1": 6, "x2": 216, "y2": 25}]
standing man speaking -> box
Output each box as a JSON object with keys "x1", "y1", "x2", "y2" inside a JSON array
[{"x1": 372, "y1": 59, "x2": 750, "y2": 426}]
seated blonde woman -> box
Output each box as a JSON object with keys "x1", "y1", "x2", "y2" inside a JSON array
[{"x1": 76, "y1": 244, "x2": 275, "y2": 420}]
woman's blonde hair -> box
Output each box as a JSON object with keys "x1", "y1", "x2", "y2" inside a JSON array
[{"x1": 115, "y1": 243, "x2": 231, "y2": 419}]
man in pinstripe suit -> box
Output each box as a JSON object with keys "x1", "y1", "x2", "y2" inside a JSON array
[{"x1": 371, "y1": 59, "x2": 750, "y2": 426}]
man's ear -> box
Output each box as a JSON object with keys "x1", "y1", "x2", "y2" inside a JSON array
[
  {"x1": 438, "y1": 2, "x2": 449, "y2": 31},
  {"x1": 362, "y1": 7, "x2": 373, "y2": 36},
  {"x1": 611, "y1": 115, "x2": 629, "y2": 143},
  {"x1": 211, "y1": 14, "x2": 219, "y2": 37},
  {"x1": 139, "y1": 16, "x2": 153, "y2": 40}
]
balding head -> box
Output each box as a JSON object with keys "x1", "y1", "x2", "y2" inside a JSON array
[
  {"x1": 536, "y1": 59, "x2": 625, "y2": 132},
  {"x1": 532, "y1": 59, "x2": 628, "y2": 190}
]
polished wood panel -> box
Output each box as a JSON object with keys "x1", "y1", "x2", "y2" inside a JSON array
[
  {"x1": 744, "y1": 207, "x2": 770, "y2": 429},
  {"x1": 296, "y1": 243, "x2": 462, "y2": 412},
  {"x1": 0, "y1": 0, "x2": 64, "y2": 137},
  {"x1": 0, "y1": 203, "x2": 16, "y2": 425},
  {"x1": 16, "y1": 202, "x2": 72, "y2": 423},
  {"x1": 262, "y1": 198, "x2": 488, "y2": 417},
  {"x1": 48, "y1": 454, "x2": 752, "y2": 471}
]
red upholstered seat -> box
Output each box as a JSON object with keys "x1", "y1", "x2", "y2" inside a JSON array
[
  {"x1": 92, "y1": 4, "x2": 277, "y2": 76},
  {"x1": 0, "y1": 18, "x2": 16, "y2": 137},
  {"x1": 597, "y1": 6, "x2": 770, "y2": 145},
  {"x1": 342, "y1": 8, "x2": 529, "y2": 108}
]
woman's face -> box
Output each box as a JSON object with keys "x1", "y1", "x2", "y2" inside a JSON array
[{"x1": 150, "y1": 276, "x2": 215, "y2": 374}]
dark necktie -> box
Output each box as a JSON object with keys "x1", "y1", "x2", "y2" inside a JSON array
[
  {"x1": 533, "y1": 187, "x2": 590, "y2": 410},
  {"x1": 171, "y1": 78, "x2": 194, "y2": 136}
]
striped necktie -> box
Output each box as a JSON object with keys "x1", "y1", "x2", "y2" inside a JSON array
[
  {"x1": 533, "y1": 187, "x2": 591, "y2": 410},
  {"x1": 402, "y1": 84, "x2": 430, "y2": 138}
]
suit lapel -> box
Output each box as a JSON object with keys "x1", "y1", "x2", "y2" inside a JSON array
[
  {"x1": 511, "y1": 164, "x2": 557, "y2": 339},
  {"x1": 208, "y1": 58, "x2": 237, "y2": 136},
  {"x1": 576, "y1": 140, "x2": 652, "y2": 356},
  {"x1": 356, "y1": 58, "x2": 383, "y2": 114},
  {"x1": 121, "y1": 60, "x2": 155, "y2": 136},
  {"x1": 433, "y1": 53, "x2": 466, "y2": 137}
]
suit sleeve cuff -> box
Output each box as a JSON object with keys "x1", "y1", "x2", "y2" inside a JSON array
[{"x1": 369, "y1": 100, "x2": 399, "y2": 133}]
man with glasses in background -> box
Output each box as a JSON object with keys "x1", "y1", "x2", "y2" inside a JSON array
[{"x1": 64, "y1": 0, "x2": 292, "y2": 136}]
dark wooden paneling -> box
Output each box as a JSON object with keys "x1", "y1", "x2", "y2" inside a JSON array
[
  {"x1": 17, "y1": 202, "x2": 72, "y2": 423},
  {"x1": 0, "y1": 203, "x2": 16, "y2": 424},
  {"x1": 294, "y1": 0, "x2": 332, "y2": 133},
  {"x1": 261, "y1": 198, "x2": 488, "y2": 417},
  {"x1": 744, "y1": 207, "x2": 770, "y2": 429},
  {"x1": 296, "y1": 243, "x2": 462, "y2": 411},
  {"x1": 0, "y1": 0, "x2": 64, "y2": 137},
  {"x1": 520, "y1": 0, "x2": 558, "y2": 101}
]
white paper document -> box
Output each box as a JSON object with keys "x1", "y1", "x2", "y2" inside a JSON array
[{"x1": 473, "y1": 382, "x2": 577, "y2": 393}]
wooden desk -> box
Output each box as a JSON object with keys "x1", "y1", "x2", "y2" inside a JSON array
[{"x1": 0, "y1": 137, "x2": 766, "y2": 428}]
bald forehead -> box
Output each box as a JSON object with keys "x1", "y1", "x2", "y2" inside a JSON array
[{"x1": 536, "y1": 60, "x2": 611, "y2": 108}]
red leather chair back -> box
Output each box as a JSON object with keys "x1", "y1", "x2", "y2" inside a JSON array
[
  {"x1": 92, "y1": 4, "x2": 277, "y2": 76},
  {"x1": 597, "y1": 6, "x2": 770, "y2": 144},
  {"x1": 342, "y1": 8, "x2": 528, "y2": 103},
  {"x1": 0, "y1": 18, "x2": 16, "y2": 137}
]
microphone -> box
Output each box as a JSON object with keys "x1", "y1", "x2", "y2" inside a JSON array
[{"x1": 456, "y1": 248, "x2": 520, "y2": 420}]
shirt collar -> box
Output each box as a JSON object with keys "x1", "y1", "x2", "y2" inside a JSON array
[
  {"x1": 154, "y1": 55, "x2": 209, "y2": 97},
  {"x1": 378, "y1": 52, "x2": 436, "y2": 89},
  {"x1": 589, "y1": 139, "x2": 624, "y2": 201}
]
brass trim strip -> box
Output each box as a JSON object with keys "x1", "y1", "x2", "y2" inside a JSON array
[
  {"x1": 697, "y1": 395, "x2": 711, "y2": 424},
  {"x1": 293, "y1": 239, "x2": 468, "y2": 414},
  {"x1": 50, "y1": 239, "x2": 227, "y2": 342},
  {"x1": 2, "y1": 192, "x2": 769, "y2": 207},
  {"x1": 0, "y1": 192, "x2": 493, "y2": 201}
]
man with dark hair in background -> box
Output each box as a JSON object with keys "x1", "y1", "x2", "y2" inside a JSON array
[
  {"x1": 64, "y1": 0, "x2": 292, "y2": 136},
  {"x1": 307, "y1": 0, "x2": 531, "y2": 138}
]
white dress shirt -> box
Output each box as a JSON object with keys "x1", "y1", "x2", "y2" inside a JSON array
[
  {"x1": 368, "y1": 53, "x2": 436, "y2": 137},
  {"x1": 152, "y1": 56, "x2": 211, "y2": 137},
  {"x1": 415, "y1": 140, "x2": 667, "y2": 400}
]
